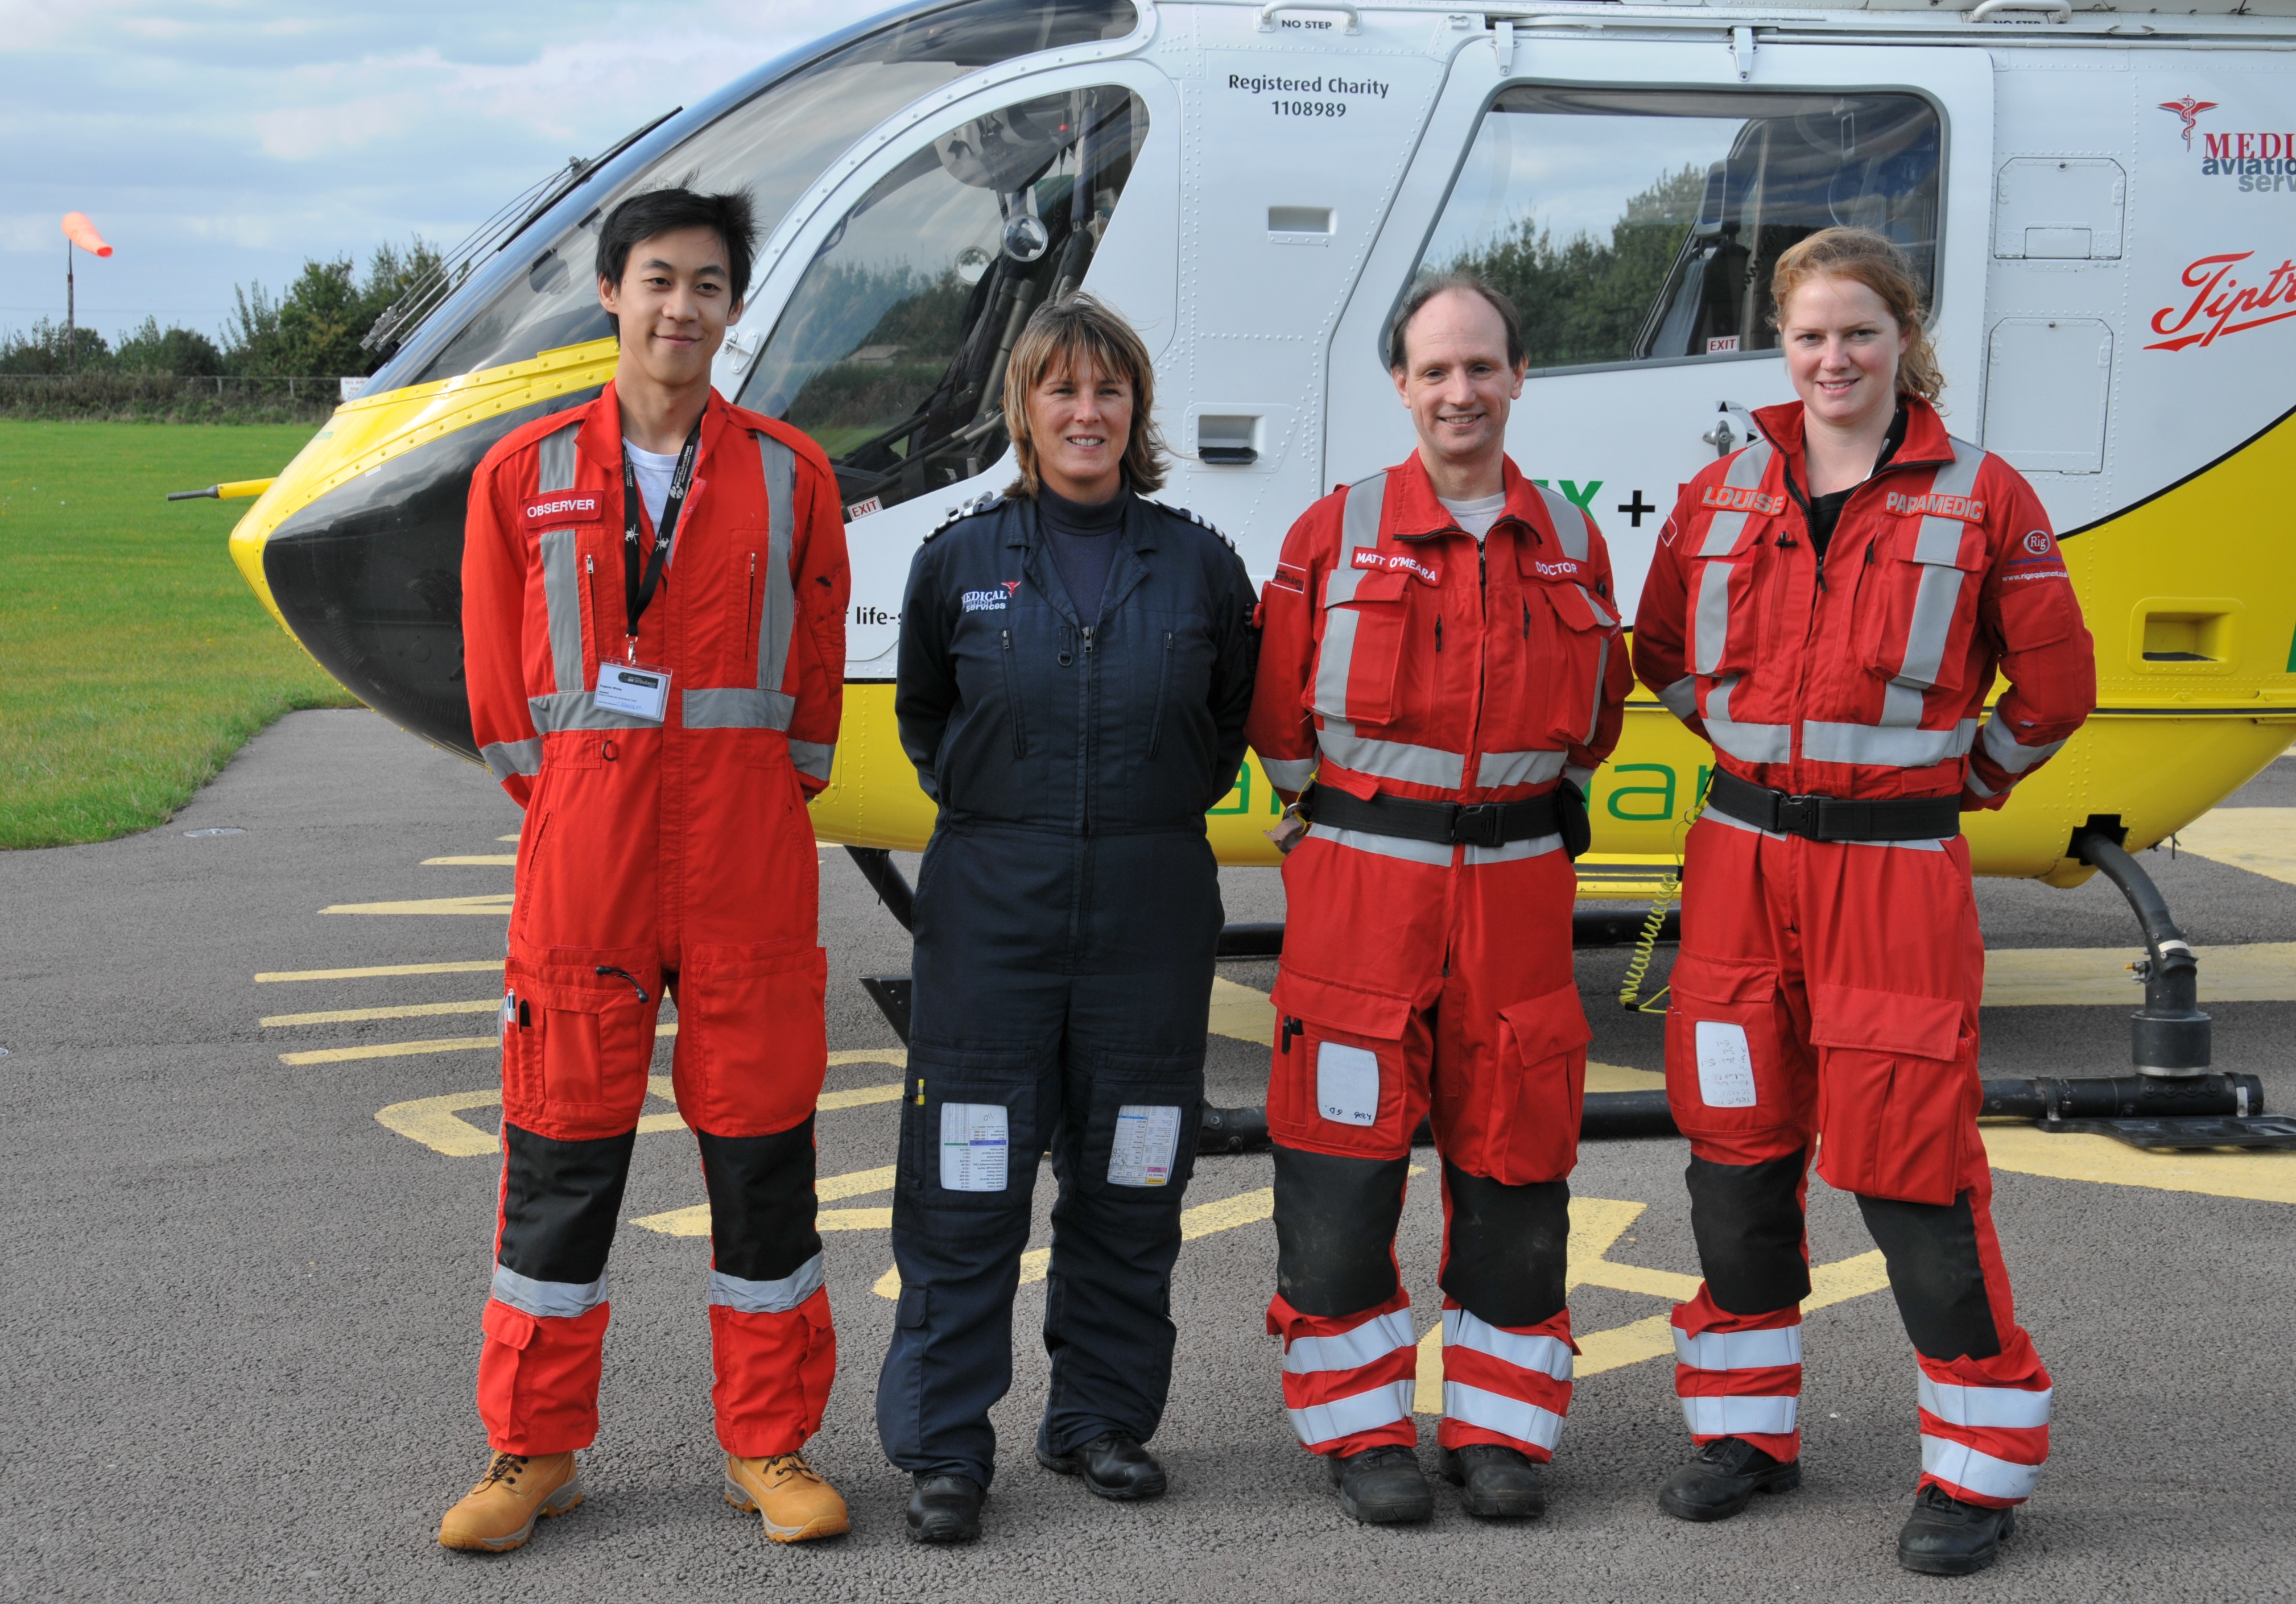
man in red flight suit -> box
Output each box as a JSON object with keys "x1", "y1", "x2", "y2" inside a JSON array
[
  {"x1": 1632, "y1": 231, "x2": 2095, "y2": 1577},
  {"x1": 1246, "y1": 275, "x2": 1633, "y2": 1525},
  {"x1": 440, "y1": 188, "x2": 851, "y2": 1552}
]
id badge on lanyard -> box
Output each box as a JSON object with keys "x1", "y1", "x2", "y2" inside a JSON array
[{"x1": 601, "y1": 420, "x2": 701, "y2": 725}]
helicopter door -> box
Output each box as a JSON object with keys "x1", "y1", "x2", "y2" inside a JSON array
[
  {"x1": 734, "y1": 64, "x2": 1179, "y2": 673},
  {"x1": 1325, "y1": 37, "x2": 1993, "y2": 619}
]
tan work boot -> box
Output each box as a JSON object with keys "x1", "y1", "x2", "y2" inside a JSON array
[
  {"x1": 724, "y1": 1451, "x2": 850, "y2": 1543},
  {"x1": 437, "y1": 1451, "x2": 584, "y2": 1552}
]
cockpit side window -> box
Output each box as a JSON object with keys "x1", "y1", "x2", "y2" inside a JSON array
[
  {"x1": 741, "y1": 86, "x2": 1149, "y2": 517},
  {"x1": 1411, "y1": 88, "x2": 1942, "y2": 375}
]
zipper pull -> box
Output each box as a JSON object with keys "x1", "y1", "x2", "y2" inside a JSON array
[
  {"x1": 1081, "y1": 624, "x2": 1094, "y2": 655},
  {"x1": 1002, "y1": 627, "x2": 1013, "y2": 651},
  {"x1": 1522, "y1": 600, "x2": 1530, "y2": 639},
  {"x1": 585, "y1": 555, "x2": 593, "y2": 574},
  {"x1": 1435, "y1": 615, "x2": 1443, "y2": 652}
]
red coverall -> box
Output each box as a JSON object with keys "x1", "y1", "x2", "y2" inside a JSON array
[
  {"x1": 1632, "y1": 396, "x2": 2095, "y2": 1507},
  {"x1": 1246, "y1": 453, "x2": 1633, "y2": 1464},
  {"x1": 461, "y1": 383, "x2": 849, "y2": 1457}
]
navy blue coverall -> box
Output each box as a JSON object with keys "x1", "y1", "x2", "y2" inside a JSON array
[{"x1": 877, "y1": 487, "x2": 1258, "y2": 1487}]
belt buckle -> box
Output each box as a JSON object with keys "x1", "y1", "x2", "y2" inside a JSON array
[
  {"x1": 1775, "y1": 793, "x2": 1818, "y2": 836},
  {"x1": 1453, "y1": 802, "x2": 1503, "y2": 849}
]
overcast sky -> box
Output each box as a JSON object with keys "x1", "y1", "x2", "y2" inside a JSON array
[{"x1": 0, "y1": 0, "x2": 852, "y2": 346}]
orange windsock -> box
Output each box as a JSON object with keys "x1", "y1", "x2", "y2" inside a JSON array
[{"x1": 61, "y1": 213, "x2": 112, "y2": 257}]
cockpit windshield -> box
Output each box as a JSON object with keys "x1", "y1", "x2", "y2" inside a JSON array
[{"x1": 395, "y1": 0, "x2": 1138, "y2": 387}]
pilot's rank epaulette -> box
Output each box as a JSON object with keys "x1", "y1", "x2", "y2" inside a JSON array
[
  {"x1": 924, "y1": 490, "x2": 1005, "y2": 540},
  {"x1": 1143, "y1": 499, "x2": 1236, "y2": 551}
]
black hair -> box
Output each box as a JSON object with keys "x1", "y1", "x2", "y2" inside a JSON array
[
  {"x1": 1387, "y1": 271, "x2": 1525, "y2": 372},
  {"x1": 595, "y1": 186, "x2": 759, "y2": 320}
]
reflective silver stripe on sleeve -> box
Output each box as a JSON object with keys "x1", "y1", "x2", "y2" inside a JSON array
[
  {"x1": 1588, "y1": 629, "x2": 1611, "y2": 745},
  {"x1": 1282, "y1": 1309, "x2": 1415, "y2": 1375},
  {"x1": 1288, "y1": 1379, "x2": 1414, "y2": 1448},
  {"x1": 1980, "y1": 715, "x2": 2066, "y2": 775},
  {"x1": 1319, "y1": 720, "x2": 1465, "y2": 789},
  {"x1": 1464, "y1": 834, "x2": 1564, "y2": 866},
  {"x1": 1704, "y1": 675, "x2": 1792, "y2": 764},
  {"x1": 1680, "y1": 1393, "x2": 1798, "y2": 1436},
  {"x1": 1443, "y1": 1307, "x2": 1575, "y2": 1380},
  {"x1": 527, "y1": 691, "x2": 670, "y2": 733},
  {"x1": 539, "y1": 529, "x2": 587, "y2": 696},
  {"x1": 1564, "y1": 763, "x2": 1594, "y2": 793},
  {"x1": 1920, "y1": 1436, "x2": 2042, "y2": 1501},
  {"x1": 1537, "y1": 485, "x2": 1587, "y2": 561},
  {"x1": 1919, "y1": 1376, "x2": 2053, "y2": 1430},
  {"x1": 1692, "y1": 560, "x2": 1735, "y2": 677},
  {"x1": 482, "y1": 737, "x2": 543, "y2": 780},
  {"x1": 709, "y1": 1250, "x2": 825, "y2": 1315},
  {"x1": 1261, "y1": 755, "x2": 1318, "y2": 791},
  {"x1": 789, "y1": 738, "x2": 835, "y2": 783},
  {"x1": 1475, "y1": 748, "x2": 1567, "y2": 788},
  {"x1": 755, "y1": 433, "x2": 799, "y2": 697},
  {"x1": 1443, "y1": 1380, "x2": 1566, "y2": 1450},
  {"x1": 1964, "y1": 770, "x2": 1999, "y2": 799},
  {"x1": 1306, "y1": 821, "x2": 1453, "y2": 867},
  {"x1": 1695, "y1": 441, "x2": 1774, "y2": 557},
  {"x1": 1801, "y1": 718, "x2": 1978, "y2": 768},
  {"x1": 538, "y1": 421, "x2": 577, "y2": 495},
  {"x1": 679, "y1": 686, "x2": 796, "y2": 730},
  {"x1": 492, "y1": 1264, "x2": 607, "y2": 1320},
  {"x1": 1657, "y1": 675, "x2": 1698, "y2": 721},
  {"x1": 1673, "y1": 1325, "x2": 1803, "y2": 1371}
]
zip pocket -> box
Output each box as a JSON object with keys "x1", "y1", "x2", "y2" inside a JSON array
[
  {"x1": 1147, "y1": 630, "x2": 1174, "y2": 757},
  {"x1": 1000, "y1": 627, "x2": 1027, "y2": 756},
  {"x1": 744, "y1": 552, "x2": 758, "y2": 667}
]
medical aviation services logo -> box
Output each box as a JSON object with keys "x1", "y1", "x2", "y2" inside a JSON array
[
  {"x1": 2159, "y1": 96, "x2": 2217, "y2": 151},
  {"x1": 961, "y1": 580, "x2": 1023, "y2": 612}
]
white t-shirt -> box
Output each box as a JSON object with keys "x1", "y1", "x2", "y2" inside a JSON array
[
  {"x1": 625, "y1": 441, "x2": 681, "y2": 563},
  {"x1": 1439, "y1": 490, "x2": 1509, "y2": 544}
]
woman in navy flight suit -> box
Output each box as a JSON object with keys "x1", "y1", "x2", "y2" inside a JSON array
[{"x1": 879, "y1": 295, "x2": 1258, "y2": 1543}]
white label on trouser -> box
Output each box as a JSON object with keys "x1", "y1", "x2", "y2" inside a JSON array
[
  {"x1": 1695, "y1": 1021, "x2": 1757, "y2": 1108},
  {"x1": 939, "y1": 1102, "x2": 1010, "y2": 1192},
  {"x1": 1317, "y1": 1041, "x2": 1381, "y2": 1127},
  {"x1": 1108, "y1": 1104, "x2": 1182, "y2": 1187}
]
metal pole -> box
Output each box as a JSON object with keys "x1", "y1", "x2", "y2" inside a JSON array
[{"x1": 65, "y1": 241, "x2": 74, "y2": 372}]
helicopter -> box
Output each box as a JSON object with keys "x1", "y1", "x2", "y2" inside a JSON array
[{"x1": 219, "y1": 0, "x2": 2296, "y2": 938}]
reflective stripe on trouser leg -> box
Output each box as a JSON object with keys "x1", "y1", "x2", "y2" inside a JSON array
[
  {"x1": 1917, "y1": 1370, "x2": 2050, "y2": 1504},
  {"x1": 1671, "y1": 1287, "x2": 1806, "y2": 1457},
  {"x1": 1436, "y1": 1304, "x2": 1574, "y2": 1460},
  {"x1": 1268, "y1": 1291, "x2": 1419, "y2": 1454}
]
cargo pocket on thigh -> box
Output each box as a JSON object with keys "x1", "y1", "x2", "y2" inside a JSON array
[
  {"x1": 673, "y1": 941, "x2": 829, "y2": 1138},
  {"x1": 902, "y1": 1048, "x2": 1039, "y2": 1219},
  {"x1": 1267, "y1": 969, "x2": 1415, "y2": 1157},
  {"x1": 1808, "y1": 985, "x2": 1972, "y2": 1207},
  {"x1": 502, "y1": 956, "x2": 655, "y2": 1140},
  {"x1": 1488, "y1": 983, "x2": 1592, "y2": 1185},
  {"x1": 1080, "y1": 1052, "x2": 1203, "y2": 1199},
  {"x1": 1664, "y1": 953, "x2": 1790, "y2": 1139}
]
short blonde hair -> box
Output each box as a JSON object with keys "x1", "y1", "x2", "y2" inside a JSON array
[
  {"x1": 1770, "y1": 227, "x2": 1946, "y2": 406},
  {"x1": 1001, "y1": 293, "x2": 1168, "y2": 497}
]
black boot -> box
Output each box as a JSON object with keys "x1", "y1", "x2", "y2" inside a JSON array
[
  {"x1": 1326, "y1": 1445, "x2": 1434, "y2": 1524},
  {"x1": 1438, "y1": 1444, "x2": 1547, "y2": 1519},
  {"x1": 1036, "y1": 1432, "x2": 1168, "y2": 1501},
  {"x1": 1657, "y1": 1436, "x2": 1802, "y2": 1522},
  {"x1": 905, "y1": 1473, "x2": 985, "y2": 1544},
  {"x1": 1898, "y1": 1484, "x2": 2016, "y2": 1576}
]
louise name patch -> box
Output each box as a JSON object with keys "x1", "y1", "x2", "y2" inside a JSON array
[{"x1": 1701, "y1": 485, "x2": 1785, "y2": 515}]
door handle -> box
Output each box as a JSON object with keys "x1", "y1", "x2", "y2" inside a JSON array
[{"x1": 1700, "y1": 400, "x2": 1764, "y2": 458}]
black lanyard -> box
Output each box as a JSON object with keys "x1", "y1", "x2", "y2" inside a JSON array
[{"x1": 621, "y1": 419, "x2": 701, "y2": 656}]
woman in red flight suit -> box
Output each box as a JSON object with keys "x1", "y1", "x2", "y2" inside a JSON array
[{"x1": 1630, "y1": 227, "x2": 2095, "y2": 1578}]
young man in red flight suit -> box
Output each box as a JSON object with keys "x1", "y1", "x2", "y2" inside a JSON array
[
  {"x1": 1246, "y1": 275, "x2": 1633, "y2": 1525},
  {"x1": 440, "y1": 187, "x2": 851, "y2": 1552},
  {"x1": 1633, "y1": 227, "x2": 2095, "y2": 1577}
]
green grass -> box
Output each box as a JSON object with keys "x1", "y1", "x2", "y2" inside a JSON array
[{"x1": 0, "y1": 421, "x2": 361, "y2": 849}]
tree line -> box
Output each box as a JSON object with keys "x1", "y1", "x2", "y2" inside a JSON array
[{"x1": 0, "y1": 238, "x2": 441, "y2": 379}]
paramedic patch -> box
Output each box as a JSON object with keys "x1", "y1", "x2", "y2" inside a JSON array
[
  {"x1": 522, "y1": 493, "x2": 604, "y2": 528},
  {"x1": 1886, "y1": 490, "x2": 1987, "y2": 522}
]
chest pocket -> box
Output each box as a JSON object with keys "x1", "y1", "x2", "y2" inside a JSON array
[
  {"x1": 1859, "y1": 523, "x2": 1987, "y2": 694},
  {"x1": 1518, "y1": 557, "x2": 1618, "y2": 750},
  {"x1": 1683, "y1": 516, "x2": 1771, "y2": 684},
  {"x1": 1312, "y1": 567, "x2": 1411, "y2": 726}
]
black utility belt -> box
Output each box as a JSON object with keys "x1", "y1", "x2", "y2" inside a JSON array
[
  {"x1": 1706, "y1": 769, "x2": 1960, "y2": 843},
  {"x1": 1301, "y1": 782, "x2": 1587, "y2": 855}
]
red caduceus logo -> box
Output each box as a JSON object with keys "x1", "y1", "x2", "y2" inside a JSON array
[{"x1": 2158, "y1": 96, "x2": 2219, "y2": 150}]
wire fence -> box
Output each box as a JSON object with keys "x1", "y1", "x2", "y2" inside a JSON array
[{"x1": 0, "y1": 373, "x2": 352, "y2": 424}]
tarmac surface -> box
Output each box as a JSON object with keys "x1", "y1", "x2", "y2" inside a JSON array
[{"x1": 4, "y1": 708, "x2": 2294, "y2": 1602}]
